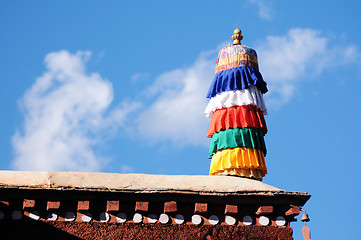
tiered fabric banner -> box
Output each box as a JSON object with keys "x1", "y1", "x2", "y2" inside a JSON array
[
  {"x1": 206, "y1": 66, "x2": 268, "y2": 98},
  {"x1": 207, "y1": 105, "x2": 267, "y2": 138},
  {"x1": 208, "y1": 127, "x2": 267, "y2": 158},
  {"x1": 204, "y1": 85, "x2": 267, "y2": 118},
  {"x1": 205, "y1": 43, "x2": 268, "y2": 181}
]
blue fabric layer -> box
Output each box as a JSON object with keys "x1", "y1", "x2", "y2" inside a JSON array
[{"x1": 206, "y1": 66, "x2": 268, "y2": 98}]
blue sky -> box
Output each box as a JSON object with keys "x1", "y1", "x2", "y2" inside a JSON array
[{"x1": 1, "y1": 1, "x2": 361, "y2": 239}]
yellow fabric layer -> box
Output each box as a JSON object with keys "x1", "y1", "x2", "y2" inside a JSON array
[{"x1": 209, "y1": 148, "x2": 267, "y2": 180}]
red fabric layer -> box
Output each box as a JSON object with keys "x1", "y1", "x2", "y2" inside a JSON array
[{"x1": 207, "y1": 105, "x2": 267, "y2": 138}]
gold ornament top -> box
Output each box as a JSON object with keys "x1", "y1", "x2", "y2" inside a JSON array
[{"x1": 232, "y1": 28, "x2": 243, "y2": 45}]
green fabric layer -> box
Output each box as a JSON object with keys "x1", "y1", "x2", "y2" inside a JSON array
[{"x1": 209, "y1": 127, "x2": 266, "y2": 158}]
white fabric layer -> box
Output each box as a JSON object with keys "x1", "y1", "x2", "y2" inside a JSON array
[{"x1": 204, "y1": 86, "x2": 267, "y2": 118}]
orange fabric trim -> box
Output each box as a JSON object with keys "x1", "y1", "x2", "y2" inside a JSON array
[
  {"x1": 209, "y1": 148, "x2": 267, "y2": 180},
  {"x1": 207, "y1": 105, "x2": 267, "y2": 138},
  {"x1": 215, "y1": 60, "x2": 259, "y2": 74}
]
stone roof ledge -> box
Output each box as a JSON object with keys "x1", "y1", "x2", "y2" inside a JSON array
[{"x1": 0, "y1": 171, "x2": 309, "y2": 198}]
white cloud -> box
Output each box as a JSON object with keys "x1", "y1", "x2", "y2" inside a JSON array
[
  {"x1": 256, "y1": 28, "x2": 360, "y2": 107},
  {"x1": 341, "y1": 45, "x2": 361, "y2": 63},
  {"x1": 131, "y1": 72, "x2": 150, "y2": 84},
  {"x1": 137, "y1": 51, "x2": 216, "y2": 146},
  {"x1": 249, "y1": 0, "x2": 274, "y2": 20},
  {"x1": 12, "y1": 50, "x2": 139, "y2": 171},
  {"x1": 120, "y1": 164, "x2": 134, "y2": 173}
]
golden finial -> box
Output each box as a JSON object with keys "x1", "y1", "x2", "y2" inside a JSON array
[{"x1": 232, "y1": 28, "x2": 243, "y2": 45}]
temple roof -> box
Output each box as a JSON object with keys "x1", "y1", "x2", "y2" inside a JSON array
[{"x1": 0, "y1": 171, "x2": 309, "y2": 199}]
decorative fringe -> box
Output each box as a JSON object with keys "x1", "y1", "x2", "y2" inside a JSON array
[
  {"x1": 204, "y1": 86, "x2": 267, "y2": 118},
  {"x1": 206, "y1": 66, "x2": 267, "y2": 99},
  {"x1": 209, "y1": 127, "x2": 266, "y2": 158},
  {"x1": 207, "y1": 105, "x2": 267, "y2": 137},
  {"x1": 209, "y1": 148, "x2": 267, "y2": 180}
]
